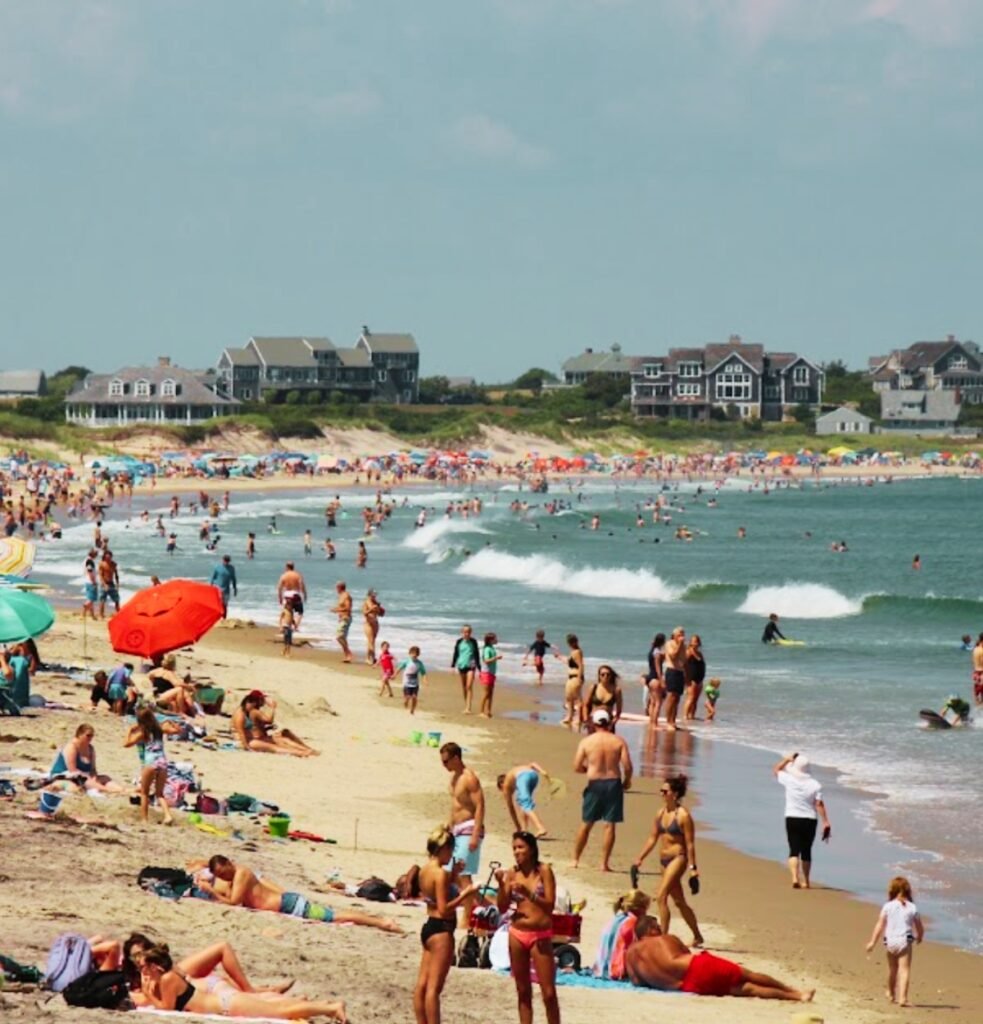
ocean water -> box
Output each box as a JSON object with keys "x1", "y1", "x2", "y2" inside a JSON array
[{"x1": 33, "y1": 475, "x2": 983, "y2": 950}]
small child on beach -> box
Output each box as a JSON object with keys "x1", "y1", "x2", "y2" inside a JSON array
[
  {"x1": 124, "y1": 707, "x2": 181, "y2": 825},
  {"x1": 378, "y1": 640, "x2": 395, "y2": 697},
  {"x1": 865, "y1": 876, "x2": 924, "y2": 1007},
  {"x1": 279, "y1": 604, "x2": 295, "y2": 658},
  {"x1": 704, "y1": 677, "x2": 722, "y2": 720},
  {"x1": 479, "y1": 632, "x2": 500, "y2": 718},
  {"x1": 397, "y1": 646, "x2": 426, "y2": 714}
]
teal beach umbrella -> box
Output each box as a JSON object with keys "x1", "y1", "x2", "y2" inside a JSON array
[{"x1": 0, "y1": 589, "x2": 55, "y2": 643}]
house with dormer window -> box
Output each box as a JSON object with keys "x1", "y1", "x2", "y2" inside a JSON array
[
  {"x1": 867, "y1": 335, "x2": 983, "y2": 404},
  {"x1": 64, "y1": 357, "x2": 238, "y2": 427},
  {"x1": 629, "y1": 335, "x2": 823, "y2": 421}
]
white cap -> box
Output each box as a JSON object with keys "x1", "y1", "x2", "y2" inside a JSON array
[
  {"x1": 789, "y1": 754, "x2": 810, "y2": 775},
  {"x1": 591, "y1": 708, "x2": 611, "y2": 725}
]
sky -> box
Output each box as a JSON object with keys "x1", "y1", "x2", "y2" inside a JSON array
[{"x1": 2, "y1": 0, "x2": 982, "y2": 382}]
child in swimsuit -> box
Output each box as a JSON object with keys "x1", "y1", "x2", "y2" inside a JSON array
[
  {"x1": 397, "y1": 646, "x2": 426, "y2": 715},
  {"x1": 378, "y1": 641, "x2": 395, "y2": 697},
  {"x1": 479, "y1": 633, "x2": 499, "y2": 718},
  {"x1": 704, "y1": 677, "x2": 722, "y2": 721},
  {"x1": 279, "y1": 605, "x2": 295, "y2": 658},
  {"x1": 865, "y1": 876, "x2": 924, "y2": 1007},
  {"x1": 124, "y1": 707, "x2": 181, "y2": 826}
]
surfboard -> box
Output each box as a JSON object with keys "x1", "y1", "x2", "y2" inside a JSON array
[
  {"x1": 775, "y1": 638, "x2": 806, "y2": 647},
  {"x1": 919, "y1": 709, "x2": 951, "y2": 729},
  {"x1": 619, "y1": 712, "x2": 652, "y2": 724}
]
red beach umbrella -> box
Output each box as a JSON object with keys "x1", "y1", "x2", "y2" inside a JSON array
[{"x1": 108, "y1": 579, "x2": 224, "y2": 660}]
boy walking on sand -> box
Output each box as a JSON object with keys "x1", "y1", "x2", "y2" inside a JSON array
[
  {"x1": 397, "y1": 646, "x2": 426, "y2": 714},
  {"x1": 279, "y1": 604, "x2": 295, "y2": 658},
  {"x1": 866, "y1": 876, "x2": 923, "y2": 1007}
]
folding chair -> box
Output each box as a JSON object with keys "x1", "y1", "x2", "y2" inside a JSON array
[{"x1": 0, "y1": 686, "x2": 21, "y2": 716}]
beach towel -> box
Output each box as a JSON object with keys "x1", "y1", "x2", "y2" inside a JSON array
[
  {"x1": 592, "y1": 911, "x2": 628, "y2": 979},
  {"x1": 554, "y1": 970, "x2": 672, "y2": 993},
  {"x1": 137, "y1": 1008, "x2": 287, "y2": 1022}
]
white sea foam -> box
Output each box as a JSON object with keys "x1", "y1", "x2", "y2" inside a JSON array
[
  {"x1": 455, "y1": 549, "x2": 680, "y2": 603},
  {"x1": 737, "y1": 582, "x2": 864, "y2": 619},
  {"x1": 401, "y1": 518, "x2": 492, "y2": 554}
]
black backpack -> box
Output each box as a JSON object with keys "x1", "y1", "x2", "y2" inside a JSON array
[
  {"x1": 62, "y1": 969, "x2": 131, "y2": 1010},
  {"x1": 137, "y1": 865, "x2": 194, "y2": 900},
  {"x1": 355, "y1": 877, "x2": 394, "y2": 903}
]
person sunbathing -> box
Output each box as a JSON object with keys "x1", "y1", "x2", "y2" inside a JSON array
[
  {"x1": 231, "y1": 690, "x2": 318, "y2": 757},
  {"x1": 190, "y1": 855, "x2": 403, "y2": 933},
  {"x1": 136, "y1": 944, "x2": 346, "y2": 1021},
  {"x1": 625, "y1": 919, "x2": 815, "y2": 1001},
  {"x1": 88, "y1": 932, "x2": 292, "y2": 997}
]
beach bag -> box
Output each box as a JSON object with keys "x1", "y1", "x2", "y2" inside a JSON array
[
  {"x1": 44, "y1": 932, "x2": 92, "y2": 992},
  {"x1": 0, "y1": 952, "x2": 42, "y2": 984},
  {"x1": 355, "y1": 877, "x2": 394, "y2": 903},
  {"x1": 456, "y1": 932, "x2": 481, "y2": 969},
  {"x1": 163, "y1": 777, "x2": 191, "y2": 807},
  {"x1": 62, "y1": 969, "x2": 131, "y2": 1009},
  {"x1": 227, "y1": 792, "x2": 260, "y2": 813},
  {"x1": 137, "y1": 865, "x2": 194, "y2": 900},
  {"x1": 195, "y1": 792, "x2": 226, "y2": 815}
]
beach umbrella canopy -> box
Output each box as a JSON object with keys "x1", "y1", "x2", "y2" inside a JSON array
[
  {"x1": 108, "y1": 579, "x2": 224, "y2": 660},
  {"x1": 0, "y1": 588, "x2": 54, "y2": 643},
  {"x1": 0, "y1": 537, "x2": 36, "y2": 578}
]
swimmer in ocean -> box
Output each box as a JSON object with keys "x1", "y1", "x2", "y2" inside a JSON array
[{"x1": 762, "y1": 614, "x2": 785, "y2": 644}]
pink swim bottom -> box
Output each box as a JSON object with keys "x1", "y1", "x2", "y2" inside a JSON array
[{"x1": 509, "y1": 927, "x2": 554, "y2": 950}]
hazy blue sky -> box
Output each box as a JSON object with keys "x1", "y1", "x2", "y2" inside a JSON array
[{"x1": 2, "y1": 0, "x2": 982, "y2": 381}]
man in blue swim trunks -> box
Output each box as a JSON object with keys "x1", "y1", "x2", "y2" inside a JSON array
[
  {"x1": 497, "y1": 761, "x2": 549, "y2": 837},
  {"x1": 440, "y1": 741, "x2": 486, "y2": 926},
  {"x1": 572, "y1": 709, "x2": 633, "y2": 871},
  {"x1": 197, "y1": 855, "x2": 402, "y2": 932}
]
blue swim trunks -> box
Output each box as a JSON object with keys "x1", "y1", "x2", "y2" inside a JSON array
[
  {"x1": 84, "y1": 583, "x2": 98, "y2": 602},
  {"x1": 279, "y1": 891, "x2": 334, "y2": 922},
  {"x1": 515, "y1": 770, "x2": 539, "y2": 812},
  {"x1": 451, "y1": 825, "x2": 483, "y2": 876}
]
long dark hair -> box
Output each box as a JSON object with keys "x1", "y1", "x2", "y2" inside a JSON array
[{"x1": 513, "y1": 830, "x2": 541, "y2": 868}]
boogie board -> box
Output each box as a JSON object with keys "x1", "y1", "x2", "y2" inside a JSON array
[
  {"x1": 775, "y1": 638, "x2": 806, "y2": 647},
  {"x1": 919, "y1": 709, "x2": 951, "y2": 730}
]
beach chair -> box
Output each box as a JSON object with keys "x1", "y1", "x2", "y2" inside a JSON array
[{"x1": 0, "y1": 686, "x2": 20, "y2": 716}]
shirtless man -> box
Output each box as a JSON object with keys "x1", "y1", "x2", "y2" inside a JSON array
[
  {"x1": 625, "y1": 920, "x2": 815, "y2": 1001},
  {"x1": 972, "y1": 632, "x2": 983, "y2": 705},
  {"x1": 662, "y1": 626, "x2": 687, "y2": 732},
  {"x1": 276, "y1": 562, "x2": 307, "y2": 631},
  {"x1": 440, "y1": 741, "x2": 486, "y2": 925},
  {"x1": 362, "y1": 589, "x2": 384, "y2": 665},
  {"x1": 331, "y1": 582, "x2": 353, "y2": 663},
  {"x1": 194, "y1": 855, "x2": 401, "y2": 932},
  {"x1": 572, "y1": 709, "x2": 633, "y2": 871},
  {"x1": 497, "y1": 762, "x2": 549, "y2": 837},
  {"x1": 231, "y1": 691, "x2": 318, "y2": 757},
  {"x1": 98, "y1": 549, "x2": 120, "y2": 618}
]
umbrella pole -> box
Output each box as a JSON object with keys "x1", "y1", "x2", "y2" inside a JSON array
[{"x1": 81, "y1": 607, "x2": 89, "y2": 671}]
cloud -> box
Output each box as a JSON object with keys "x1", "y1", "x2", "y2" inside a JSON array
[
  {"x1": 452, "y1": 113, "x2": 550, "y2": 168},
  {"x1": 668, "y1": 0, "x2": 983, "y2": 49}
]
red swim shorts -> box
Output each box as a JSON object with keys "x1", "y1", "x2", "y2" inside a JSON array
[
  {"x1": 680, "y1": 951, "x2": 744, "y2": 997},
  {"x1": 479, "y1": 671, "x2": 496, "y2": 687}
]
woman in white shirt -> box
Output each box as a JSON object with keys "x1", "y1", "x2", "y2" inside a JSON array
[{"x1": 772, "y1": 753, "x2": 831, "y2": 889}]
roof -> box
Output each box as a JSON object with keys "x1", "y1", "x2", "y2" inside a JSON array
[
  {"x1": 65, "y1": 365, "x2": 239, "y2": 406},
  {"x1": 247, "y1": 337, "x2": 332, "y2": 367},
  {"x1": 663, "y1": 348, "x2": 704, "y2": 372},
  {"x1": 358, "y1": 331, "x2": 417, "y2": 354},
  {"x1": 0, "y1": 369, "x2": 45, "y2": 392},
  {"x1": 563, "y1": 348, "x2": 637, "y2": 374},
  {"x1": 815, "y1": 406, "x2": 873, "y2": 424},
  {"x1": 880, "y1": 389, "x2": 959, "y2": 421},
  {"x1": 899, "y1": 341, "x2": 958, "y2": 371},
  {"x1": 336, "y1": 347, "x2": 372, "y2": 368},
  {"x1": 221, "y1": 347, "x2": 259, "y2": 367}
]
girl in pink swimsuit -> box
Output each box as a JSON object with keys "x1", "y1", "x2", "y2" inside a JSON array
[{"x1": 495, "y1": 832, "x2": 561, "y2": 1024}]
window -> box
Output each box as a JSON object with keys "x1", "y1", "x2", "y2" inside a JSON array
[
  {"x1": 377, "y1": 369, "x2": 387, "y2": 382},
  {"x1": 643, "y1": 363, "x2": 663, "y2": 378},
  {"x1": 109, "y1": 378, "x2": 125, "y2": 397},
  {"x1": 134, "y1": 379, "x2": 151, "y2": 396},
  {"x1": 677, "y1": 382, "x2": 702, "y2": 397},
  {"x1": 725, "y1": 362, "x2": 743, "y2": 373},
  {"x1": 948, "y1": 355, "x2": 968, "y2": 370},
  {"x1": 715, "y1": 373, "x2": 752, "y2": 401},
  {"x1": 160, "y1": 378, "x2": 176, "y2": 397},
  {"x1": 793, "y1": 366, "x2": 809, "y2": 385},
  {"x1": 678, "y1": 362, "x2": 701, "y2": 378},
  {"x1": 793, "y1": 387, "x2": 809, "y2": 402},
  {"x1": 405, "y1": 370, "x2": 415, "y2": 383},
  {"x1": 764, "y1": 385, "x2": 780, "y2": 400}
]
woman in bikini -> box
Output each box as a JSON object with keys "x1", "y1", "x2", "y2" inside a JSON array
[
  {"x1": 682, "y1": 634, "x2": 706, "y2": 722},
  {"x1": 562, "y1": 634, "x2": 585, "y2": 727},
  {"x1": 135, "y1": 945, "x2": 346, "y2": 1021},
  {"x1": 495, "y1": 832, "x2": 561, "y2": 1024},
  {"x1": 582, "y1": 665, "x2": 623, "y2": 731},
  {"x1": 631, "y1": 774, "x2": 704, "y2": 947},
  {"x1": 414, "y1": 825, "x2": 477, "y2": 1024}
]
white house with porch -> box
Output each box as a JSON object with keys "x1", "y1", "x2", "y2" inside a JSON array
[{"x1": 64, "y1": 357, "x2": 238, "y2": 427}]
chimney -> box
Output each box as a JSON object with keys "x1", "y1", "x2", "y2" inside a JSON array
[
  {"x1": 362, "y1": 325, "x2": 370, "y2": 337},
  {"x1": 947, "y1": 334, "x2": 956, "y2": 343},
  {"x1": 585, "y1": 347, "x2": 593, "y2": 354},
  {"x1": 729, "y1": 334, "x2": 742, "y2": 345},
  {"x1": 158, "y1": 356, "x2": 171, "y2": 368}
]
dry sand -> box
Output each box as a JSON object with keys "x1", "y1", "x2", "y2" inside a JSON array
[{"x1": 2, "y1": 616, "x2": 981, "y2": 1023}]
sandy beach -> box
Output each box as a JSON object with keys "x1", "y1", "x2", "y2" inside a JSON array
[{"x1": 2, "y1": 612, "x2": 982, "y2": 1023}]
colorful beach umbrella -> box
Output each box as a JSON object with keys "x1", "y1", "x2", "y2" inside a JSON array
[
  {"x1": 108, "y1": 579, "x2": 224, "y2": 660},
  {"x1": 0, "y1": 537, "x2": 36, "y2": 578},
  {"x1": 0, "y1": 589, "x2": 54, "y2": 643}
]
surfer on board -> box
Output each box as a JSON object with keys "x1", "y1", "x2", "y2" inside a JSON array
[{"x1": 762, "y1": 613, "x2": 786, "y2": 644}]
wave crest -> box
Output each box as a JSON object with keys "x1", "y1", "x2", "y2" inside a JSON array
[{"x1": 738, "y1": 583, "x2": 864, "y2": 619}]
